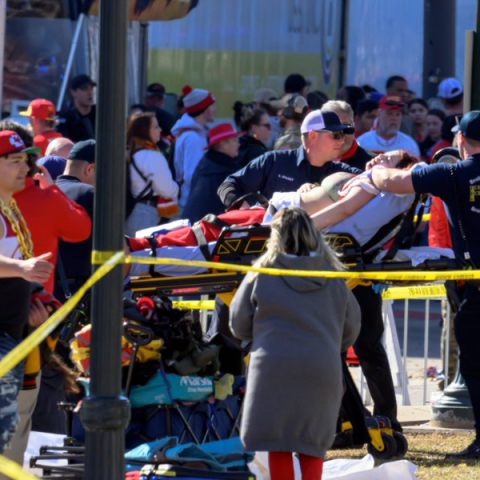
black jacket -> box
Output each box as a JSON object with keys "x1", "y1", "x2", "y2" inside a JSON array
[
  {"x1": 58, "y1": 105, "x2": 96, "y2": 143},
  {"x1": 54, "y1": 175, "x2": 94, "y2": 300},
  {"x1": 237, "y1": 135, "x2": 268, "y2": 168},
  {"x1": 218, "y1": 147, "x2": 361, "y2": 208},
  {"x1": 183, "y1": 150, "x2": 240, "y2": 222}
]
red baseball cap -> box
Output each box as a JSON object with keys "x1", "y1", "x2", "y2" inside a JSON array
[
  {"x1": 205, "y1": 123, "x2": 244, "y2": 149},
  {"x1": 379, "y1": 95, "x2": 405, "y2": 110},
  {"x1": 20, "y1": 99, "x2": 56, "y2": 120},
  {"x1": 0, "y1": 130, "x2": 41, "y2": 157}
]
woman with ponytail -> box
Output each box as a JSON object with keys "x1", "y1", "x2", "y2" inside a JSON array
[
  {"x1": 229, "y1": 207, "x2": 361, "y2": 480},
  {"x1": 125, "y1": 112, "x2": 179, "y2": 236}
]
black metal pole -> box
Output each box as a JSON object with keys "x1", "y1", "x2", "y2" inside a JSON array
[
  {"x1": 80, "y1": 1, "x2": 130, "y2": 478},
  {"x1": 138, "y1": 22, "x2": 149, "y2": 102},
  {"x1": 471, "y1": 0, "x2": 480, "y2": 109},
  {"x1": 422, "y1": 0, "x2": 456, "y2": 99}
]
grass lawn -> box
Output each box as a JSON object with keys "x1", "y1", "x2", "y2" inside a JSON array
[{"x1": 325, "y1": 431, "x2": 480, "y2": 479}]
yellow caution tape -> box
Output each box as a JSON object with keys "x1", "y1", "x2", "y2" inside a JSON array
[
  {"x1": 0, "y1": 252, "x2": 125, "y2": 379},
  {"x1": 381, "y1": 284, "x2": 447, "y2": 300},
  {"x1": 91, "y1": 249, "x2": 125, "y2": 265},
  {"x1": 172, "y1": 300, "x2": 216, "y2": 310},
  {"x1": 0, "y1": 454, "x2": 40, "y2": 479},
  {"x1": 125, "y1": 254, "x2": 480, "y2": 281}
]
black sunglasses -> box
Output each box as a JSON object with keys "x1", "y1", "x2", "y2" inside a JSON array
[
  {"x1": 258, "y1": 123, "x2": 272, "y2": 130},
  {"x1": 316, "y1": 130, "x2": 345, "y2": 140}
]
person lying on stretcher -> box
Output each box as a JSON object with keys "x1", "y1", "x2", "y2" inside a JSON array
[
  {"x1": 276, "y1": 149, "x2": 425, "y2": 247},
  {"x1": 125, "y1": 151, "x2": 425, "y2": 276}
]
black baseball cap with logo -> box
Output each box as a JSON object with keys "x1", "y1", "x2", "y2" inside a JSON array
[{"x1": 452, "y1": 111, "x2": 480, "y2": 141}]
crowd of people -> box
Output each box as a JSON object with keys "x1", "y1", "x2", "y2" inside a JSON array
[{"x1": 0, "y1": 69, "x2": 479, "y2": 480}]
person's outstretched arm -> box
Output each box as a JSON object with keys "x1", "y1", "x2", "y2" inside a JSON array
[
  {"x1": 370, "y1": 167, "x2": 415, "y2": 194},
  {"x1": 218, "y1": 152, "x2": 274, "y2": 207},
  {"x1": 309, "y1": 185, "x2": 375, "y2": 230}
]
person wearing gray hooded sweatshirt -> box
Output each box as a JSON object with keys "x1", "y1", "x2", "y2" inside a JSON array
[{"x1": 230, "y1": 207, "x2": 360, "y2": 480}]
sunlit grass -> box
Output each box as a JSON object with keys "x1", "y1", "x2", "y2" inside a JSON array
[{"x1": 326, "y1": 431, "x2": 480, "y2": 479}]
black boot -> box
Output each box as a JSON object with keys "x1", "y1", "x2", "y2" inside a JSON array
[{"x1": 445, "y1": 439, "x2": 480, "y2": 459}]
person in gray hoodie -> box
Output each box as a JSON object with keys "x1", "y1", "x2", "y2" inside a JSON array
[{"x1": 230, "y1": 206, "x2": 361, "y2": 480}]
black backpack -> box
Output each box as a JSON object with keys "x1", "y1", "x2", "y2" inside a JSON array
[{"x1": 125, "y1": 150, "x2": 153, "y2": 219}]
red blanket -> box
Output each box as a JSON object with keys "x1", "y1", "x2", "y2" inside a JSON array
[{"x1": 128, "y1": 208, "x2": 266, "y2": 252}]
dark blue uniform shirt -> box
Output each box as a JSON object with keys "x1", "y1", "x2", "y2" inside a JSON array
[
  {"x1": 218, "y1": 147, "x2": 361, "y2": 207},
  {"x1": 411, "y1": 153, "x2": 480, "y2": 267}
]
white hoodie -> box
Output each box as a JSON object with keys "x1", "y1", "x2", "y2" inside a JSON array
[{"x1": 171, "y1": 113, "x2": 208, "y2": 211}]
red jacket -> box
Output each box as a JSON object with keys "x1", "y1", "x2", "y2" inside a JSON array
[
  {"x1": 14, "y1": 178, "x2": 92, "y2": 293},
  {"x1": 128, "y1": 208, "x2": 266, "y2": 251},
  {"x1": 34, "y1": 130, "x2": 63, "y2": 156},
  {"x1": 428, "y1": 196, "x2": 452, "y2": 249}
]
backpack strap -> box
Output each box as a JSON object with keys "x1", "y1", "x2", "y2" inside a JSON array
[{"x1": 130, "y1": 150, "x2": 154, "y2": 201}]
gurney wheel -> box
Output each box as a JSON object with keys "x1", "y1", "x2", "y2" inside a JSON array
[
  {"x1": 393, "y1": 431, "x2": 408, "y2": 457},
  {"x1": 367, "y1": 432, "x2": 397, "y2": 459}
]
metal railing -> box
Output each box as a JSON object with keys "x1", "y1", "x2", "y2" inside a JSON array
[{"x1": 357, "y1": 291, "x2": 453, "y2": 408}]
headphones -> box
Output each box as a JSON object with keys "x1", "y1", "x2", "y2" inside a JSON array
[{"x1": 283, "y1": 94, "x2": 309, "y2": 120}]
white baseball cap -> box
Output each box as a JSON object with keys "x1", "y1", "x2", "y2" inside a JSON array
[
  {"x1": 300, "y1": 109, "x2": 355, "y2": 135},
  {"x1": 438, "y1": 78, "x2": 463, "y2": 99}
]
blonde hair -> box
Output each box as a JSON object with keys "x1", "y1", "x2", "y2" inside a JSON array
[
  {"x1": 254, "y1": 206, "x2": 344, "y2": 271},
  {"x1": 322, "y1": 100, "x2": 354, "y2": 124}
]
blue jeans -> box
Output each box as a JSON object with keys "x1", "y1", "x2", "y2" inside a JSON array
[
  {"x1": 125, "y1": 202, "x2": 160, "y2": 237},
  {"x1": 0, "y1": 332, "x2": 24, "y2": 454}
]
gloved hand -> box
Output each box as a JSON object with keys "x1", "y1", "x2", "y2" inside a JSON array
[{"x1": 372, "y1": 282, "x2": 389, "y2": 295}]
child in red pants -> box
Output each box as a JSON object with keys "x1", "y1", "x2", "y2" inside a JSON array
[{"x1": 269, "y1": 451, "x2": 323, "y2": 480}]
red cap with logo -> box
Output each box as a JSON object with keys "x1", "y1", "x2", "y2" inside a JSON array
[
  {"x1": 378, "y1": 95, "x2": 405, "y2": 110},
  {"x1": 0, "y1": 130, "x2": 41, "y2": 157},
  {"x1": 20, "y1": 99, "x2": 56, "y2": 120}
]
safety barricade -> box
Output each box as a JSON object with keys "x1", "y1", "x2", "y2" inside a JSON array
[{"x1": 353, "y1": 284, "x2": 452, "y2": 410}]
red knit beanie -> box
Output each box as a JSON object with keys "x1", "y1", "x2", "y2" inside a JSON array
[{"x1": 182, "y1": 85, "x2": 215, "y2": 114}]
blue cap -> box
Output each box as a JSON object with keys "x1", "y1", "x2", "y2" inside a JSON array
[
  {"x1": 37, "y1": 155, "x2": 66, "y2": 180},
  {"x1": 366, "y1": 91, "x2": 384, "y2": 102},
  {"x1": 451, "y1": 111, "x2": 480, "y2": 141},
  {"x1": 68, "y1": 139, "x2": 96, "y2": 163}
]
